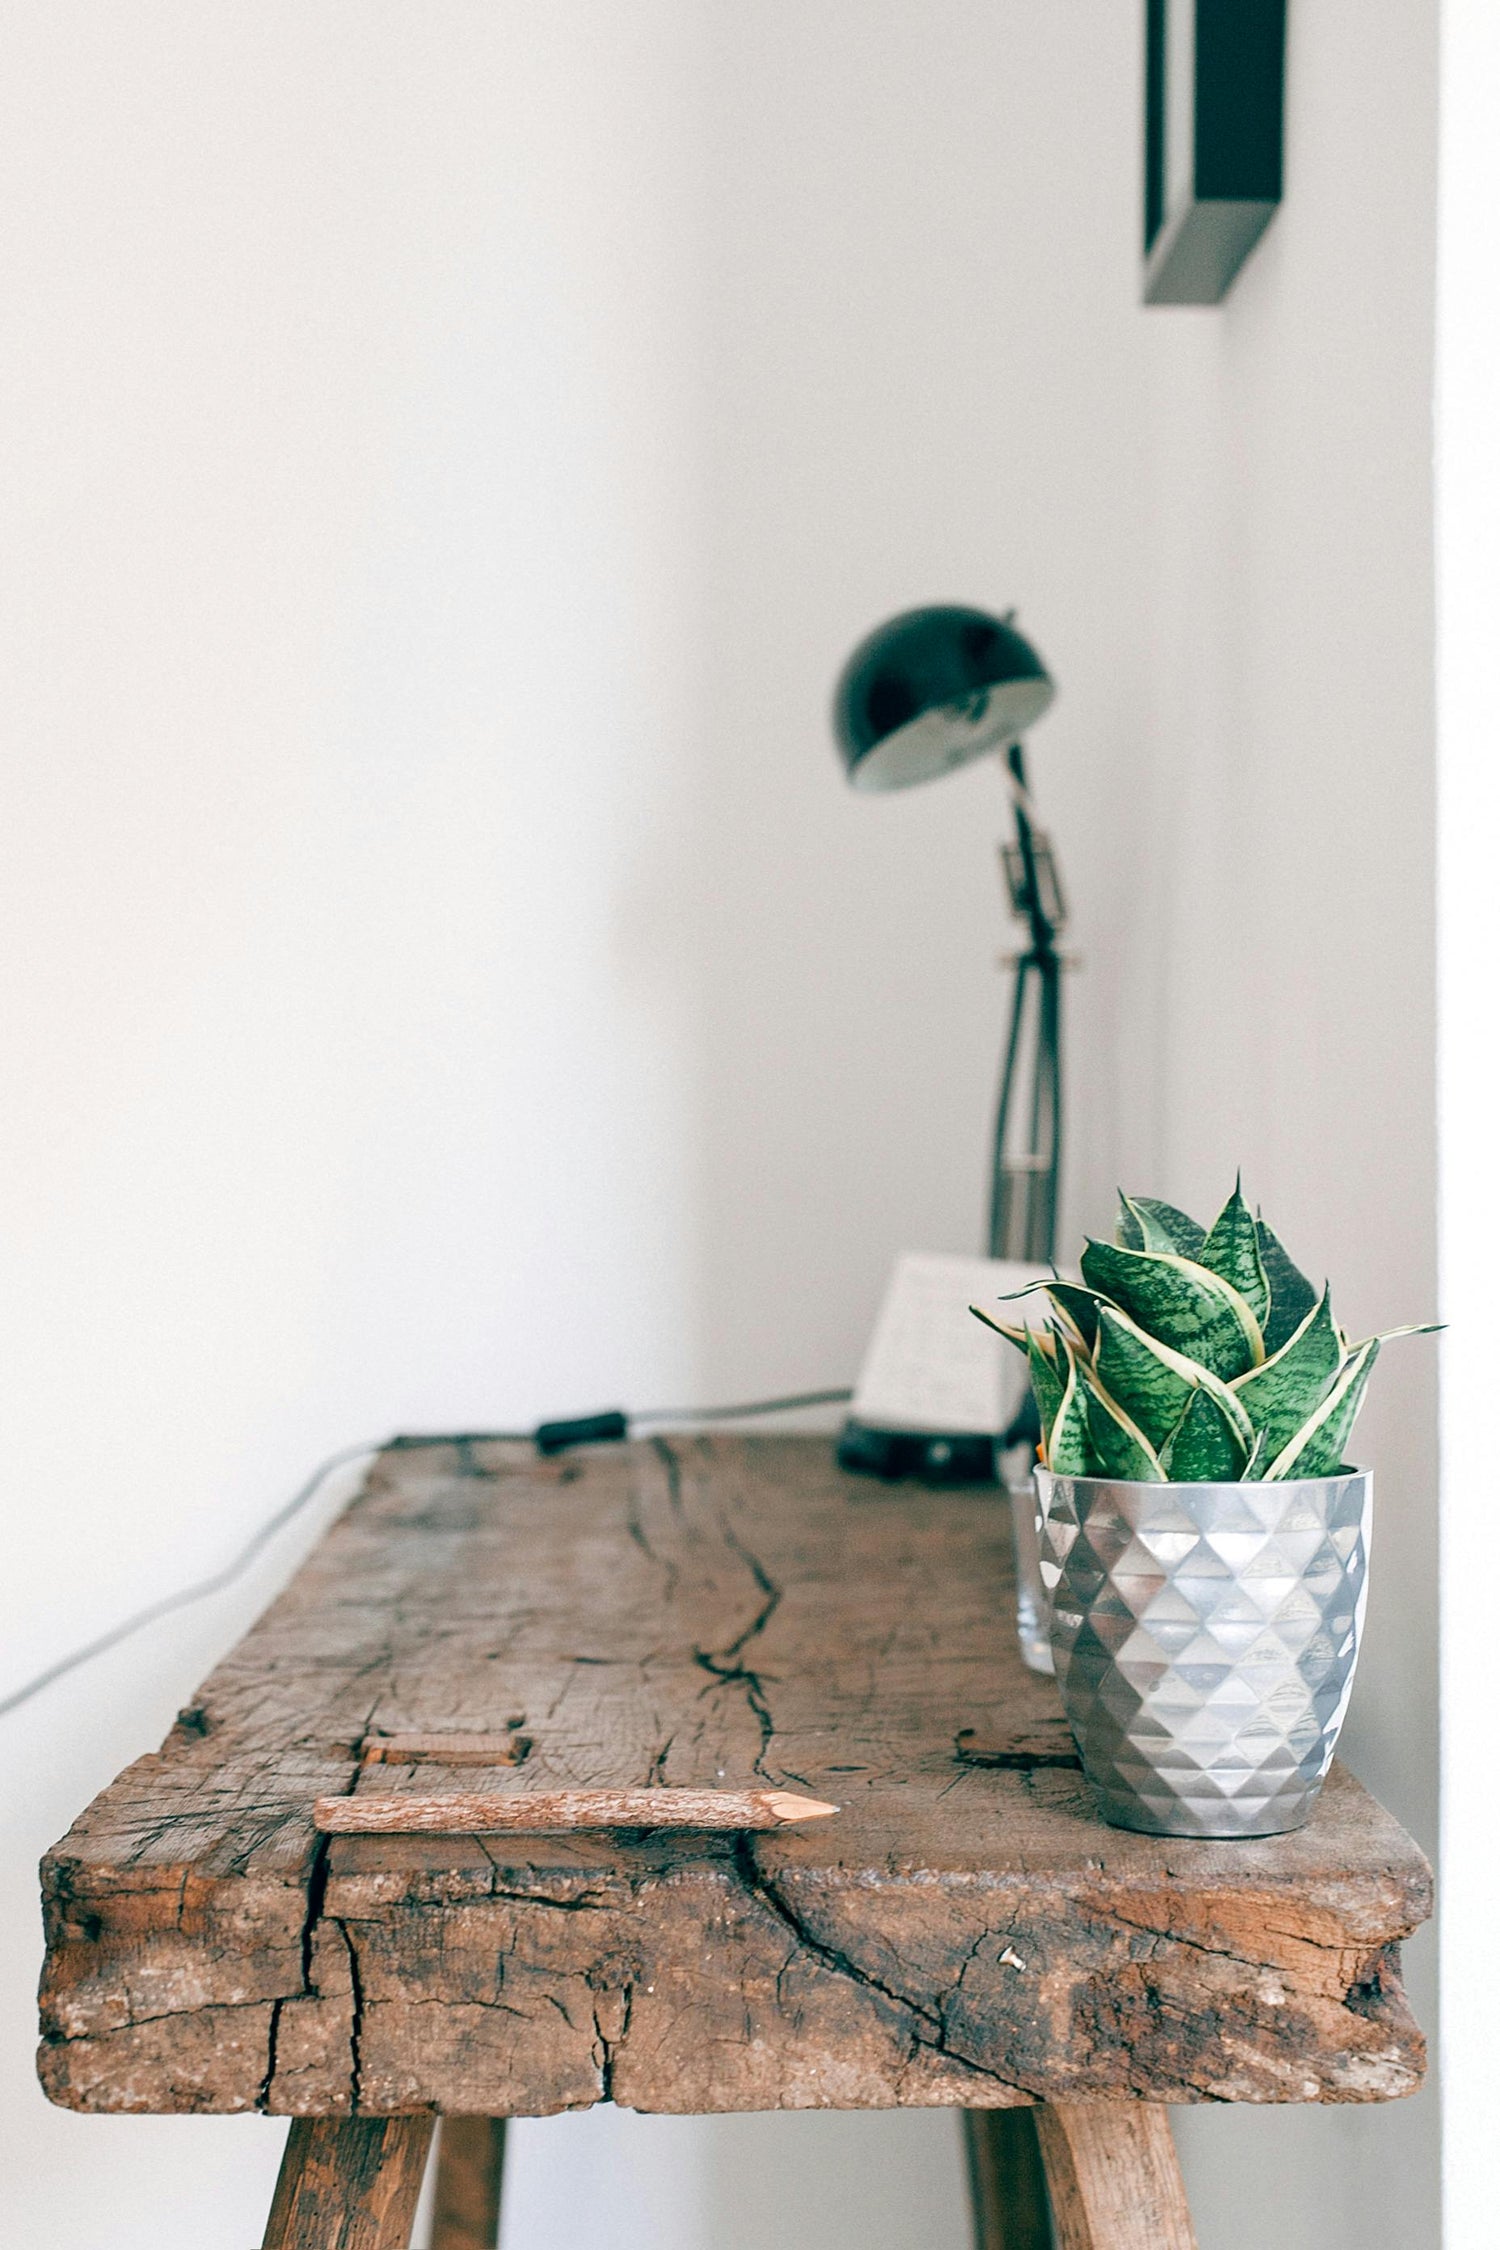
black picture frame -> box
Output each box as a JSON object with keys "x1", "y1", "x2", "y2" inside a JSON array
[{"x1": 1143, "y1": 0, "x2": 1286, "y2": 305}]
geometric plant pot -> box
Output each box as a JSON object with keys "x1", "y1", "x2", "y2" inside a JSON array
[{"x1": 1037, "y1": 1466, "x2": 1372, "y2": 1838}]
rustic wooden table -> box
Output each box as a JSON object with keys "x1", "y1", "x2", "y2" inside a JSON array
[{"x1": 39, "y1": 1435, "x2": 1431, "y2": 2249}]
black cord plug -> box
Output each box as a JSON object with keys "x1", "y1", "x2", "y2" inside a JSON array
[{"x1": 534, "y1": 1410, "x2": 629, "y2": 1456}]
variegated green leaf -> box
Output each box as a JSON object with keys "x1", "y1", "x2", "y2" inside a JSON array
[
  {"x1": 1093, "y1": 1305, "x2": 1254, "y2": 1453},
  {"x1": 1228, "y1": 1286, "x2": 1342, "y2": 1469},
  {"x1": 1083, "y1": 1396, "x2": 1164, "y2": 1480},
  {"x1": 1265, "y1": 1338, "x2": 1380, "y2": 1479},
  {"x1": 970, "y1": 1303, "x2": 1078, "y2": 1455},
  {"x1": 1197, "y1": 1179, "x2": 1271, "y2": 1329},
  {"x1": 1115, "y1": 1193, "x2": 1146, "y2": 1250},
  {"x1": 1027, "y1": 1328, "x2": 1066, "y2": 1451},
  {"x1": 1046, "y1": 1280, "x2": 1102, "y2": 1351},
  {"x1": 969, "y1": 1305, "x2": 1034, "y2": 1355},
  {"x1": 1076, "y1": 1359, "x2": 1164, "y2": 1481},
  {"x1": 991, "y1": 1274, "x2": 1102, "y2": 1350},
  {"x1": 1093, "y1": 1304, "x2": 1193, "y2": 1447},
  {"x1": 1268, "y1": 1322, "x2": 1442, "y2": 1478},
  {"x1": 1044, "y1": 1341, "x2": 1094, "y2": 1475},
  {"x1": 1122, "y1": 1195, "x2": 1206, "y2": 1259},
  {"x1": 1079, "y1": 1238, "x2": 1264, "y2": 1379},
  {"x1": 1160, "y1": 1386, "x2": 1249, "y2": 1480},
  {"x1": 1256, "y1": 1214, "x2": 1319, "y2": 1355}
]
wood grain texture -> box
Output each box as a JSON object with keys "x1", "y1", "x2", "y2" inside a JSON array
[
  {"x1": 262, "y1": 2116, "x2": 433, "y2": 2248},
  {"x1": 37, "y1": 1436, "x2": 1431, "y2": 2119},
  {"x1": 1034, "y1": 2105, "x2": 1196, "y2": 2250},
  {"x1": 963, "y1": 2109, "x2": 1053, "y2": 2250},
  {"x1": 431, "y1": 2117, "x2": 506, "y2": 2250}
]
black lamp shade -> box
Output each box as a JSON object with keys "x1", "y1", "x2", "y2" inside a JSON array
[{"x1": 832, "y1": 605, "x2": 1055, "y2": 791}]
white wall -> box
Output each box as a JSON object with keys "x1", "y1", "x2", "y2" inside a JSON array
[
  {"x1": 685, "y1": 6, "x2": 1159, "y2": 1379},
  {"x1": 1435, "y1": 3, "x2": 1500, "y2": 2243},
  {"x1": 0, "y1": 4, "x2": 711, "y2": 2239},
  {"x1": 1127, "y1": 7, "x2": 1441, "y2": 2246},
  {"x1": 0, "y1": 6, "x2": 1442, "y2": 2249}
]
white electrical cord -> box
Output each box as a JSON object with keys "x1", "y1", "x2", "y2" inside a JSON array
[{"x1": 0, "y1": 1390, "x2": 853, "y2": 1720}]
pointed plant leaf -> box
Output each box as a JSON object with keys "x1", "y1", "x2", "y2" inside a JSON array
[
  {"x1": 1115, "y1": 1193, "x2": 1146, "y2": 1251},
  {"x1": 1045, "y1": 1280, "x2": 1102, "y2": 1351},
  {"x1": 1256, "y1": 1215, "x2": 1319, "y2": 1355},
  {"x1": 992, "y1": 1275, "x2": 1103, "y2": 1351},
  {"x1": 1123, "y1": 1195, "x2": 1207, "y2": 1259},
  {"x1": 1044, "y1": 1342, "x2": 1095, "y2": 1475},
  {"x1": 1026, "y1": 1325, "x2": 1063, "y2": 1364},
  {"x1": 1070, "y1": 1348, "x2": 1164, "y2": 1479},
  {"x1": 1093, "y1": 1304, "x2": 1195, "y2": 1448},
  {"x1": 1263, "y1": 1322, "x2": 1440, "y2": 1480},
  {"x1": 1079, "y1": 1366, "x2": 1165, "y2": 1482},
  {"x1": 1093, "y1": 1305, "x2": 1254, "y2": 1453},
  {"x1": 1198, "y1": 1178, "x2": 1271, "y2": 1328},
  {"x1": 969, "y1": 1306, "x2": 1035, "y2": 1355},
  {"x1": 1160, "y1": 1387, "x2": 1249, "y2": 1481},
  {"x1": 1026, "y1": 1329, "x2": 1066, "y2": 1452},
  {"x1": 1229, "y1": 1286, "x2": 1342, "y2": 1466},
  {"x1": 1266, "y1": 1339, "x2": 1380, "y2": 1479},
  {"x1": 1046, "y1": 1317, "x2": 1088, "y2": 1400},
  {"x1": 1079, "y1": 1238, "x2": 1263, "y2": 1379}
]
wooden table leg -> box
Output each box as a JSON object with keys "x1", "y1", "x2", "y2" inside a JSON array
[
  {"x1": 963, "y1": 2110, "x2": 1053, "y2": 2250},
  {"x1": 262, "y1": 2117, "x2": 436, "y2": 2250},
  {"x1": 431, "y1": 2117, "x2": 508, "y2": 2250},
  {"x1": 1032, "y1": 2105, "x2": 1197, "y2": 2250}
]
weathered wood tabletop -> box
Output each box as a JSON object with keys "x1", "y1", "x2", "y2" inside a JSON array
[{"x1": 39, "y1": 1435, "x2": 1430, "y2": 2122}]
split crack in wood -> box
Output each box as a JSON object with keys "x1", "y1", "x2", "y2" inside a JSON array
[
  {"x1": 689, "y1": 1502, "x2": 784, "y2": 1782},
  {"x1": 730, "y1": 1838, "x2": 1034, "y2": 2099}
]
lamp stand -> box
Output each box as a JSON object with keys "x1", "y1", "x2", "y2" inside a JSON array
[{"x1": 989, "y1": 743, "x2": 1065, "y2": 1267}]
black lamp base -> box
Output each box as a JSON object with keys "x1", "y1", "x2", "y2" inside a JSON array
[{"x1": 835, "y1": 1421, "x2": 999, "y2": 1488}]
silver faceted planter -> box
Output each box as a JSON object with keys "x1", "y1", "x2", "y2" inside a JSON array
[{"x1": 1036, "y1": 1465, "x2": 1372, "y2": 1838}]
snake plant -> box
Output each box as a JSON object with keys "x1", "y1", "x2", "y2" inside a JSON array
[{"x1": 975, "y1": 1182, "x2": 1434, "y2": 1482}]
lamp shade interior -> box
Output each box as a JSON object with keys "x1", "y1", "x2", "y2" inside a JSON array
[{"x1": 833, "y1": 605, "x2": 1054, "y2": 790}]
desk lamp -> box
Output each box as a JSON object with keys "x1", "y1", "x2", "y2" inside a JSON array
[{"x1": 833, "y1": 604, "x2": 1066, "y2": 1265}]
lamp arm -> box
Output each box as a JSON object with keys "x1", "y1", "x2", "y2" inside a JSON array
[{"x1": 1005, "y1": 741, "x2": 1058, "y2": 961}]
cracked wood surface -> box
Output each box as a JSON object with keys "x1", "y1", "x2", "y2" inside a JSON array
[{"x1": 38, "y1": 1436, "x2": 1431, "y2": 2119}]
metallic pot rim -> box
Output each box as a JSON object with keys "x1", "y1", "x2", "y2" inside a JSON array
[
  {"x1": 1038, "y1": 1467, "x2": 1367, "y2": 1485},
  {"x1": 1035, "y1": 1464, "x2": 1370, "y2": 1500}
]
